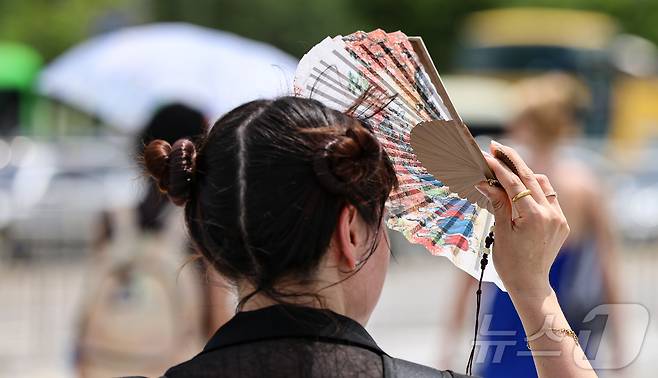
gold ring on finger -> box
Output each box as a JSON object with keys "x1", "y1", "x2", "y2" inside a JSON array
[{"x1": 512, "y1": 189, "x2": 533, "y2": 203}]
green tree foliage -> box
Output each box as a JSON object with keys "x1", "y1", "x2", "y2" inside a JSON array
[
  {"x1": 0, "y1": 0, "x2": 137, "y2": 61},
  {"x1": 149, "y1": 0, "x2": 499, "y2": 69},
  {"x1": 2, "y1": 0, "x2": 658, "y2": 67},
  {"x1": 150, "y1": 0, "x2": 364, "y2": 58}
]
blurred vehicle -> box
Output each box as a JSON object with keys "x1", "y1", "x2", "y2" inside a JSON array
[
  {"x1": 0, "y1": 42, "x2": 42, "y2": 136},
  {"x1": 441, "y1": 8, "x2": 658, "y2": 242},
  {"x1": 1, "y1": 133, "x2": 138, "y2": 259},
  {"x1": 456, "y1": 7, "x2": 658, "y2": 146},
  {"x1": 442, "y1": 75, "x2": 512, "y2": 138}
]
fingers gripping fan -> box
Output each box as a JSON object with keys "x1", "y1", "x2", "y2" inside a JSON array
[{"x1": 294, "y1": 30, "x2": 504, "y2": 289}]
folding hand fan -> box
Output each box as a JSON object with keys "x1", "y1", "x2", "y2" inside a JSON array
[{"x1": 294, "y1": 29, "x2": 503, "y2": 288}]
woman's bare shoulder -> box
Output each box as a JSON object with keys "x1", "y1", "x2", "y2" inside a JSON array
[{"x1": 555, "y1": 159, "x2": 601, "y2": 194}]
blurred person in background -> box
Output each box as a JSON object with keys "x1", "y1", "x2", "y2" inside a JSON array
[
  {"x1": 444, "y1": 73, "x2": 621, "y2": 377},
  {"x1": 77, "y1": 104, "x2": 234, "y2": 377},
  {"x1": 132, "y1": 103, "x2": 236, "y2": 334}
]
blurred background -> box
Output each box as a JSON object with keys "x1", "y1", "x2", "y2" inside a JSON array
[{"x1": 1, "y1": 0, "x2": 658, "y2": 377}]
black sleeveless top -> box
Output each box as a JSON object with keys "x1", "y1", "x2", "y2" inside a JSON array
[{"x1": 162, "y1": 304, "x2": 474, "y2": 378}]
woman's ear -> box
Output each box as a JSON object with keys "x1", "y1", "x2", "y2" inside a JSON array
[{"x1": 333, "y1": 204, "x2": 365, "y2": 270}]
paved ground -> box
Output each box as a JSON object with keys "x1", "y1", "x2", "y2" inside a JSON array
[{"x1": 0, "y1": 236, "x2": 656, "y2": 377}]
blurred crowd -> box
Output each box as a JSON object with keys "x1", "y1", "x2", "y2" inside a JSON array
[{"x1": 1, "y1": 5, "x2": 658, "y2": 378}]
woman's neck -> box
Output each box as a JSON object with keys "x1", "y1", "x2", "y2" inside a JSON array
[{"x1": 237, "y1": 276, "x2": 350, "y2": 321}]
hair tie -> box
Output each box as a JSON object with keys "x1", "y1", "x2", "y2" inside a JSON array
[
  {"x1": 143, "y1": 138, "x2": 198, "y2": 206},
  {"x1": 167, "y1": 139, "x2": 197, "y2": 206},
  {"x1": 312, "y1": 142, "x2": 349, "y2": 196}
]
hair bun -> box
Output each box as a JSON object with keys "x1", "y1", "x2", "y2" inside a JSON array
[
  {"x1": 313, "y1": 123, "x2": 382, "y2": 195},
  {"x1": 143, "y1": 138, "x2": 197, "y2": 206}
]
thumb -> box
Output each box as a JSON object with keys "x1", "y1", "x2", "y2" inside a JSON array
[{"x1": 475, "y1": 182, "x2": 512, "y2": 221}]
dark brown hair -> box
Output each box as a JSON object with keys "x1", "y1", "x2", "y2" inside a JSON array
[
  {"x1": 136, "y1": 103, "x2": 206, "y2": 231},
  {"x1": 143, "y1": 96, "x2": 397, "y2": 307}
]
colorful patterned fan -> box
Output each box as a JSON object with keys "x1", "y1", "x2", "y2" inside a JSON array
[{"x1": 294, "y1": 30, "x2": 503, "y2": 288}]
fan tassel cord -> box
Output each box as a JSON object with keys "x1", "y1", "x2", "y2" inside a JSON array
[{"x1": 465, "y1": 225, "x2": 495, "y2": 376}]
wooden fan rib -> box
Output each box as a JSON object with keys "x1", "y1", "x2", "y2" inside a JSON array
[
  {"x1": 325, "y1": 52, "x2": 422, "y2": 132},
  {"x1": 410, "y1": 121, "x2": 494, "y2": 210},
  {"x1": 386, "y1": 199, "x2": 434, "y2": 217},
  {"x1": 411, "y1": 122, "x2": 483, "y2": 170},
  {"x1": 308, "y1": 71, "x2": 359, "y2": 104},
  {"x1": 396, "y1": 184, "x2": 446, "y2": 196},
  {"x1": 384, "y1": 146, "x2": 416, "y2": 159},
  {"x1": 357, "y1": 43, "x2": 422, "y2": 109},
  {"x1": 306, "y1": 87, "x2": 353, "y2": 110},
  {"x1": 407, "y1": 37, "x2": 457, "y2": 121},
  {"x1": 431, "y1": 173, "x2": 493, "y2": 213},
  {"x1": 340, "y1": 45, "x2": 427, "y2": 124},
  {"x1": 421, "y1": 167, "x2": 487, "y2": 209},
  {"x1": 358, "y1": 31, "x2": 435, "y2": 121},
  {"x1": 383, "y1": 35, "x2": 446, "y2": 120},
  {"x1": 413, "y1": 143, "x2": 483, "y2": 171},
  {"x1": 437, "y1": 118, "x2": 493, "y2": 179},
  {"x1": 458, "y1": 186, "x2": 492, "y2": 212},
  {"x1": 306, "y1": 69, "x2": 415, "y2": 139},
  {"x1": 314, "y1": 60, "x2": 369, "y2": 94},
  {"x1": 392, "y1": 161, "x2": 425, "y2": 172},
  {"x1": 305, "y1": 48, "x2": 418, "y2": 134},
  {"x1": 417, "y1": 120, "x2": 475, "y2": 153},
  {"x1": 411, "y1": 122, "x2": 473, "y2": 160},
  {"x1": 384, "y1": 147, "x2": 416, "y2": 161},
  {"x1": 417, "y1": 157, "x2": 483, "y2": 172},
  {"x1": 412, "y1": 138, "x2": 480, "y2": 165},
  {"x1": 432, "y1": 171, "x2": 485, "y2": 182},
  {"x1": 460, "y1": 127, "x2": 493, "y2": 177},
  {"x1": 394, "y1": 43, "x2": 450, "y2": 120}
]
